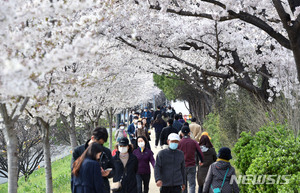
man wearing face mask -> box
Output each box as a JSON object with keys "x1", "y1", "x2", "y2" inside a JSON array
[
  {"x1": 71, "y1": 127, "x2": 115, "y2": 193},
  {"x1": 155, "y1": 133, "x2": 186, "y2": 193},
  {"x1": 127, "y1": 116, "x2": 139, "y2": 147},
  {"x1": 113, "y1": 137, "x2": 138, "y2": 193}
]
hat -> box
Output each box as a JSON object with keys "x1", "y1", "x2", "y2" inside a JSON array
[
  {"x1": 217, "y1": 147, "x2": 232, "y2": 160},
  {"x1": 181, "y1": 126, "x2": 190, "y2": 134},
  {"x1": 119, "y1": 122, "x2": 125, "y2": 126},
  {"x1": 144, "y1": 107, "x2": 148, "y2": 109},
  {"x1": 118, "y1": 137, "x2": 129, "y2": 146},
  {"x1": 168, "y1": 133, "x2": 180, "y2": 141},
  {"x1": 201, "y1": 132, "x2": 211, "y2": 140}
]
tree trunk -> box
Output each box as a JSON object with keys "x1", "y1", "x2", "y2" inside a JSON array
[
  {"x1": 2, "y1": 125, "x2": 18, "y2": 193},
  {"x1": 291, "y1": 40, "x2": 300, "y2": 82},
  {"x1": 237, "y1": 121, "x2": 240, "y2": 140},
  {"x1": 0, "y1": 99, "x2": 29, "y2": 193},
  {"x1": 37, "y1": 118, "x2": 53, "y2": 193},
  {"x1": 60, "y1": 105, "x2": 78, "y2": 151},
  {"x1": 106, "y1": 107, "x2": 114, "y2": 150},
  {"x1": 69, "y1": 105, "x2": 78, "y2": 150}
]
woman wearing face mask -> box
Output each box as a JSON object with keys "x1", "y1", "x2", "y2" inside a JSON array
[
  {"x1": 113, "y1": 137, "x2": 138, "y2": 193},
  {"x1": 72, "y1": 142, "x2": 104, "y2": 193},
  {"x1": 141, "y1": 118, "x2": 151, "y2": 142},
  {"x1": 135, "y1": 120, "x2": 151, "y2": 149},
  {"x1": 115, "y1": 122, "x2": 128, "y2": 142},
  {"x1": 133, "y1": 136, "x2": 155, "y2": 193}
]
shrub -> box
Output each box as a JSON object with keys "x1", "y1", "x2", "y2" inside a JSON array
[{"x1": 233, "y1": 122, "x2": 300, "y2": 192}]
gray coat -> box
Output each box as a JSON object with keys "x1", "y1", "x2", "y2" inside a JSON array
[
  {"x1": 197, "y1": 147, "x2": 217, "y2": 186},
  {"x1": 203, "y1": 161, "x2": 239, "y2": 193},
  {"x1": 154, "y1": 148, "x2": 186, "y2": 187}
]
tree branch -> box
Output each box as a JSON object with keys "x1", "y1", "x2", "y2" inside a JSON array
[
  {"x1": 272, "y1": 0, "x2": 291, "y2": 30},
  {"x1": 148, "y1": 1, "x2": 291, "y2": 49},
  {"x1": 12, "y1": 97, "x2": 29, "y2": 122}
]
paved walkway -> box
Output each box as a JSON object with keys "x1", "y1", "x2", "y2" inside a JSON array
[{"x1": 148, "y1": 130, "x2": 161, "y2": 193}]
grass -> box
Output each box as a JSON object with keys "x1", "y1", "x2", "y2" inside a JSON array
[
  {"x1": 0, "y1": 154, "x2": 72, "y2": 193},
  {"x1": 0, "y1": 133, "x2": 116, "y2": 193}
]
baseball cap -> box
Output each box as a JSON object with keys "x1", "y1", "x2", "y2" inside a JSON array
[
  {"x1": 168, "y1": 133, "x2": 180, "y2": 141},
  {"x1": 118, "y1": 137, "x2": 129, "y2": 146}
]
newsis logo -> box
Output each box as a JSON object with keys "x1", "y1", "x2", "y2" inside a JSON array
[{"x1": 230, "y1": 175, "x2": 291, "y2": 185}]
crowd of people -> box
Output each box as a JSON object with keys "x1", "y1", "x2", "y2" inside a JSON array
[{"x1": 70, "y1": 105, "x2": 239, "y2": 193}]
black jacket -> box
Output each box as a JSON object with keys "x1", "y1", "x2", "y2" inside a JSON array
[
  {"x1": 153, "y1": 110, "x2": 162, "y2": 120},
  {"x1": 113, "y1": 152, "x2": 138, "y2": 193},
  {"x1": 71, "y1": 140, "x2": 115, "y2": 193},
  {"x1": 160, "y1": 126, "x2": 178, "y2": 145},
  {"x1": 154, "y1": 148, "x2": 185, "y2": 186},
  {"x1": 152, "y1": 121, "x2": 167, "y2": 133}
]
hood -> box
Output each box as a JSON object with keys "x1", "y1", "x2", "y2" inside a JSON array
[
  {"x1": 215, "y1": 160, "x2": 231, "y2": 170},
  {"x1": 200, "y1": 145, "x2": 209, "y2": 152}
]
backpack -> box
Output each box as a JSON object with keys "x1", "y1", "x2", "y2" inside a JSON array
[{"x1": 116, "y1": 129, "x2": 127, "y2": 142}]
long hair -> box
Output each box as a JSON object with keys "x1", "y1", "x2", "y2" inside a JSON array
[
  {"x1": 199, "y1": 135, "x2": 213, "y2": 148},
  {"x1": 153, "y1": 114, "x2": 166, "y2": 125},
  {"x1": 141, "y1": 118, "x2": 149, "y2": 129},
  {"x1": 72, "y1": 142, "x2": 103, "y2": 176}
]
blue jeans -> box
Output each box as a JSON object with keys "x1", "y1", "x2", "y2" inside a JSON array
[
  {"x1": 184, "y1": 166, "x2": 196, "y2": 193},
  {"x1": 136, "y1": 174, "x2": 150, "y2": 193}
]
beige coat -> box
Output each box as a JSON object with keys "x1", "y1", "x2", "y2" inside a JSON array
[{"x1": 189, "y1": 122, "x2": 202, "y2": 142}]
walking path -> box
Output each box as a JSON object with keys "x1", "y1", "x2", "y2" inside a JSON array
[{"x1": 148, "y1": 130, "x2": 161, "y2": 193}]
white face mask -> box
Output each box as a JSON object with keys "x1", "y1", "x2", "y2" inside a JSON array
[
  {"x1": 138, "y1": 142, "x2": 145, "y2": 148},
  {"x1": 120, "y1": 126, "x2": 125, "y2": 129},
  {"x1": 134, "y1": 120, "x2": 138, "y2": 123},
  {"x1": 138, "y1": 125, "x2": 142, "y2": 129},
  {"x1": 119, "y1": 146, "x2": 128, "y2": 154}
]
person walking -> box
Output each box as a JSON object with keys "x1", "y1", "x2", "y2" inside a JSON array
[
  {"x1": 141, "y1": 107, "x2": 152, "y2": 126},
  {"x1": 127, "y1": 116, "x2": 139, "y2": 147},
  {"x1": 197, "y1": 135, "x2": 217, "y2": 193},
  {"x1": 152, "y1": 114, "x2": 167, "y2": 148},
  {"x1": 133, "y1": 136, "x2": 155, "y2": 193},
  {"x1": 160, "y1": 119, "x2": 178, "y2": 149},
  {"x1": 72, "y1": 142, "x2": 104, "y2": 193},
  {"x1": 153, "y1": 106, "x2": 162, "y2": 120},
  {"x1": 155, "y1": 133, "x2": 186, "y2": 193},
  {"x1": 166, "y1": 105, "x2": 176, "y2": 119},
  {"x1": 135, "y1": 120, "x2": 151, "y2": 149},
  {"x1": 173, "y1": 114, "x2": 183, "y2": 133},
  {"x1": 189, "y1": 118, "x2": 203, "y2": 141},
  {"x1": 178, "y1": 126, "x2": 204, "y2": 193},
  {"x1": 113, "y1": 137, "x2": 138, "y2": 193},
  {"x1": 115, "y1": 122, "x2": 127, "y2": 142},
  {"x1": 71, "y1": 127, "x2": 115, "y2": 193},
  {"x1": 203, "y1": 147, "x2": 239, "y2": 193}
]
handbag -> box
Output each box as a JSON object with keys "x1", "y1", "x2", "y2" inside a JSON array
[
  {"x1": 111, "y1": 181, "x2": 122, "y2": 192},
  {"x1": 111, "y1": 164, "x2": 127, "y2": 192},
  {"x1": 211, "y1": 168, "x2": 229, "y2": 193}
]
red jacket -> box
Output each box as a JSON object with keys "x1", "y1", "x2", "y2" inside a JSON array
[{"x1": 178, "y1": 136, "x2": 204, "y2": 167}]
